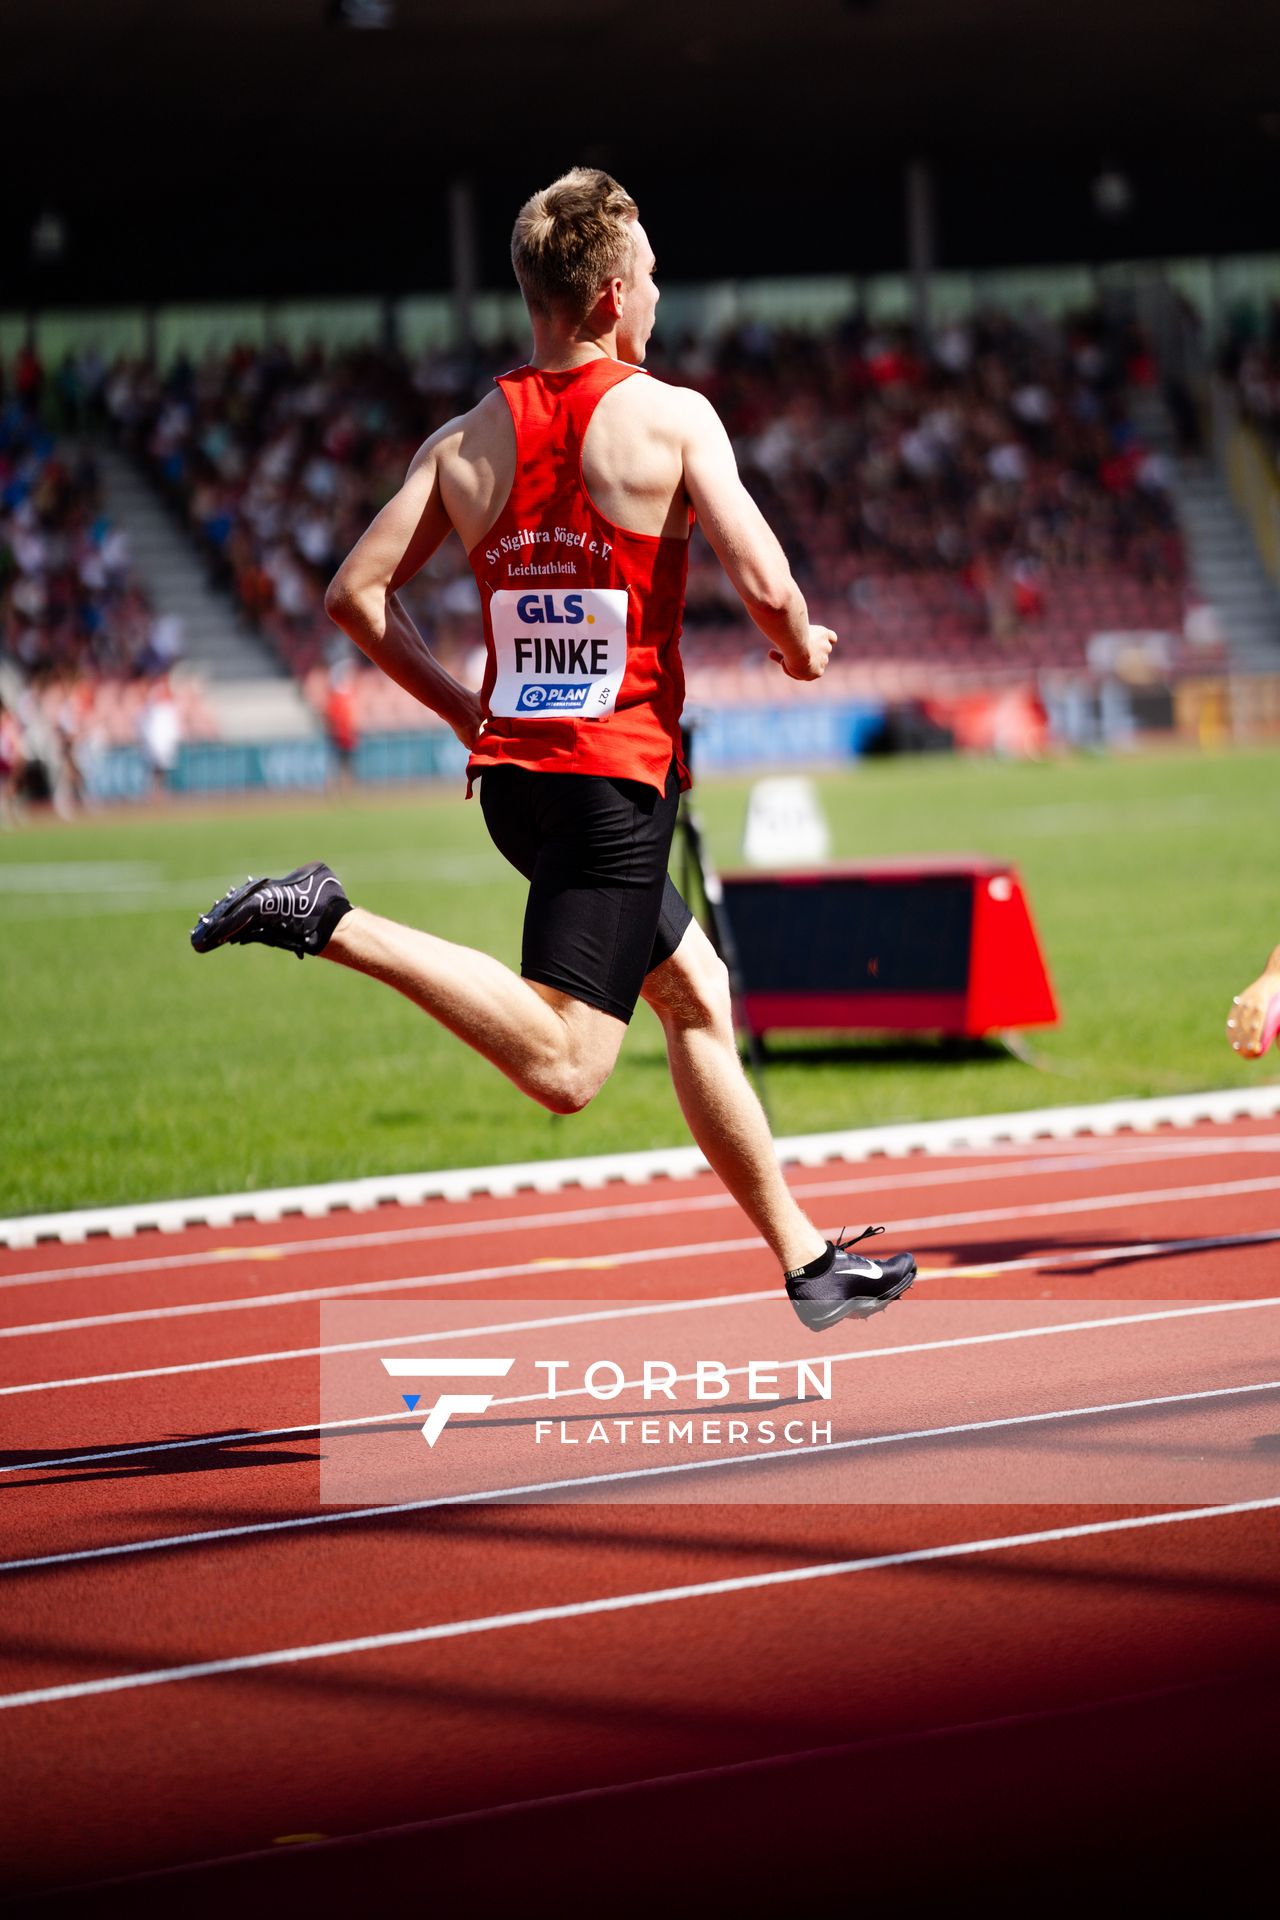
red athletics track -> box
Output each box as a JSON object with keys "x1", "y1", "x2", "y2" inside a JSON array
[{"x1": 1, "y1": 1117, "x2": 1278, "y2": 1913}]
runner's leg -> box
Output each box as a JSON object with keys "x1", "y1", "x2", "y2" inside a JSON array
[
  {"x1": 641, "y1": 919, "x2": 827, "y2": 1271},
  {"x1": 324, "y1": 912, "x2": 625, "y2": 1114}
]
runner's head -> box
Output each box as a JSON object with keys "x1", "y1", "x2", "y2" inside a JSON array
[{"x1": 512, "y1": 167, "x2": 658, "y2": 363}]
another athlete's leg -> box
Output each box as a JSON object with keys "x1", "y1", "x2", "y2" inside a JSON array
[
  {"x1": 325, "y1": 908, "x2": 625, "y2": 1113},
  {"x1": 1227, "y1": 942, "x2": 1280, "y2": 1059},
  {"x1": 641, "y1": 921, "x2": 827, "y2": 1270}
]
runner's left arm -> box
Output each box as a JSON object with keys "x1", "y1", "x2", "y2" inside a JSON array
[
  {"x1": 678, "y1": 390, "x2": 834, "y2": 681},
  {"x1": 325, "y1": 432, "x2": 483, "y2": 749}
]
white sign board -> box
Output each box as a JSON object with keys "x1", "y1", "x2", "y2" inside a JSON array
[{"x1": 742, "y1": 777, "x2": 831, "y2": 868}]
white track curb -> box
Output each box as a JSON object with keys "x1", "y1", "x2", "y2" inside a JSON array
[{"x1": 4, "y1": 1084, "x2": 1280, "y2": 1250}]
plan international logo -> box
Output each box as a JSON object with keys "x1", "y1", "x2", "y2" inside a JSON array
[
  {"x1": 382, "y1": 1355, "x2": 833, "y2": 1451},
  {"x1": 515, "y1": 682, "x2": 592, "y2": 713}
]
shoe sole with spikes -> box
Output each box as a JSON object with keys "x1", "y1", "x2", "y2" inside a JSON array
[{"x1": 190, "y1": 862, "x2": 349, "y2": 959}]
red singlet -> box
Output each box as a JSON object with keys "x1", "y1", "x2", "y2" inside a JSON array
[{"x1": 465, "y1": 358, "x2": 691, "y2": 796}]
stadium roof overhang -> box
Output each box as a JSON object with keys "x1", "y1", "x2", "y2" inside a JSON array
[{"x1": 4, "y1": 0, "x2": 1278, "y2": 302}]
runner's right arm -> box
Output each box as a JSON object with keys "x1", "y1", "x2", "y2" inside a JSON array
[
  {"x1": 678, "y1": 391, "x2": 834, "y2": 681},
  {"x1": 325, "y1": 431, "x2": 484, "y2": 749}
]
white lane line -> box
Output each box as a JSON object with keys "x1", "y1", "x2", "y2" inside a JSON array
[
  {"x1": 0, "y1": 1228, "x2": 1274, "y2": 1482},
  {"x1": 0, "y1": 1162, "x2": 1060, "y2": 1295},
  {"x1": 1, "y1": 1231, "x2": 1275, "y2": 1475},
  {"x1": 2, "y1": 1232, "x2": 1274, "y2": 1477},
  {"x1": 7, "y1": 1175, "x2": 1280, "y2": 1343},
  {"x1": 0, "y1": 1286, "x2": 771, "y2": 1397},
  {"x1": 3, "y1": 1497, "x2": 1276, "y2": 1712},
  {"x1": 9, "y1": 1136, "x2": 1279, "y2": 1292},
  {"x1": 7, "y1": 1085, "x2": 1280, "y2": 1250},
  {"x1": 4, "y1": 1379, "x2": 1276, "y2": 1577},
  {"x1": 3, "y1": 1245, "x2": 1279, "y2": 1401},
  {"x1": 483, "y1": 1308, "x2": 1278, "y2": 1408}
]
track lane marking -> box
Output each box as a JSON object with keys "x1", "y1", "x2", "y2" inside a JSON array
[
  {"x1": 3, "y1": 1378, "x2": 1276, "y2": 1576},
  {"x1": 2, "y1": 1497, "x2": 1276, "y2": 1712},
  {"x1": 2, "y1": 1240, "x2": 1279, "y2": 1399},
  {"x1": 6, "y1": 1176, "x2": 1280, "y2": 1341},
  {"x1": 0, "y1": 1226, "x2": 1269, "y2": 1475},
  {"x1": 1, "y1": 1224, "x2": 1274, "y2": 1473},
  {"x1": 8, "y1": 1137, "x2": 1280, "y2": 1291}
]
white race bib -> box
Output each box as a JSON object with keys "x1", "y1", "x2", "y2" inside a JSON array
[{"x1": 489, "y1": 587, "x2": 628, "y2": 721}]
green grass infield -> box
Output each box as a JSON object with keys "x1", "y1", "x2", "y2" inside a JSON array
[{"x1": 4, "y1": 745, "x2": 1279, "y2": 1218}]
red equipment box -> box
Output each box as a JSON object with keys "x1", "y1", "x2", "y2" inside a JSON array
[{"x1": 718, "y1": 856, "x2": 1058, "y2": 1039}]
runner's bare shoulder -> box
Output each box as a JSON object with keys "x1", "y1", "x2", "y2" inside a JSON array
[
  {"x1": 425, "y1": 388, "x2": 513, "y2": 469},
  {"x1": 605, "y1": 368, "x2": 708, "y2": 442},
  {"x1": 430, "y1": 390, "x2": 516, "y2": 544}
]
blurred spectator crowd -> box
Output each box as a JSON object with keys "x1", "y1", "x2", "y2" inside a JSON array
[
  {"x1": 0, "y1": 396, "x2": 160, "y2": 679},
  {"x1": 103, "y1": 341, "x2": 470, "y2": 680},
  {"x1": 668, "y1": 307, "x2": 1186, "y2": 670},
  {"x1": 0, "y1": 357, "x2": 210, "y2": 814},
  {"x1": 97, "y1": 305, "x2": 1189, "y2": 695},
  {"x1": 2, "y1": 300, "x2": 1202, "y2": 803}
]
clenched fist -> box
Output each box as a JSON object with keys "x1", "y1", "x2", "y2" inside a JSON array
[{"x1": 770, "y1": 625, "x2": 836, "y2": 681}]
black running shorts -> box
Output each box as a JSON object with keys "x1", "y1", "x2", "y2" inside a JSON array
[{"x1": 478, "y1": 760, "x2": 694, "y2": 1024}]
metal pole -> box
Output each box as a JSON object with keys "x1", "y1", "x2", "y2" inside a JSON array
[{"x1": 674, "y1": 732, "x2": 771, "y2": 1120}]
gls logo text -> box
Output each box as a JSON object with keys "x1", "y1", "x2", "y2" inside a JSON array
[
  {"x1": 382, "y1": 1357, "x2": 515, "y2": 1446},
  {"x1": 516, "y1": 591, "x2": 586, "y2": 625}
]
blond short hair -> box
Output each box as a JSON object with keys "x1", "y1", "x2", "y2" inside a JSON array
[{"x1": 511, "y1": 167, "x2": 639, "y2": 322}]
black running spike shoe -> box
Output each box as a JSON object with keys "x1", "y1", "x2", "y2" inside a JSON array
[
  {"x1": 190, "y1": 862, "x2": 351, "y2": 960},
  {"x1": 786, "y1": 1226, "x2": 916, "y2": 1332}
]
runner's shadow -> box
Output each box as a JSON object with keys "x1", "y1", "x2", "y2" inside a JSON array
[
  {"x1": 0, "y1": 1623, "x2": 869, "y2": 1747},
  {"x1": 0, "y1": 1422, "x2": 407, "y2": 1487},
  {"x1": 0, "y1": 1396, "x2": 808, "y2": 1486},
  {"x1": 923, "y1": 1232, "x2": 1271, "y2": 1278},
  {"x1": 4, "y1": 1221, "x2": 1266, "y2": 1491},
  {"x1": 331, "y1": 1507, "x2": 1280, "y2": 1609},
  {"x1": 631, "y1": 1036, "x2": 1009, "y2": 1071},
  {"x1": 10, "y1": 1543, "x2": 1279, "y2": 1712},
  {"x1": 755, "y1": 1037, "x2": 1010, "y2": 1068}
]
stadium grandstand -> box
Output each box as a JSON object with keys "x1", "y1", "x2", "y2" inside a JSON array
[
  {"x1": 6, "y1": 266, "x2": 1280, "y2": 801},
  {"x1": 3, "y1": 3, "x2": 1280, "y2": 810}
]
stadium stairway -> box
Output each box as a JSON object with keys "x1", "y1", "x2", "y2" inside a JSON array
[
  {"x1": 1129, "y1": 388, "x2": 1280, "y2": 670},
  {"x1": 1167, "y1": 465, "x2": 1280, "y2": 669},
  {"x1": 95, "y1": 445, "x2": 318, "y2": 743}
]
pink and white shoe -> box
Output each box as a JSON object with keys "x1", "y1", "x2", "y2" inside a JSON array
[{"x1": 1227, "y1": 981, "x2": 1280, "y2": 1059}]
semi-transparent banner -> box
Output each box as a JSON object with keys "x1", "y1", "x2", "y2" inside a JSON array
[{"x1": 317, "y1": 1295, "x2": 1279, "y2": 1508}]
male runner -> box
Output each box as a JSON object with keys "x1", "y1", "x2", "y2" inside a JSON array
[{"x1": 192, "y1": 167, "x2": 915, "y2": 1330}]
